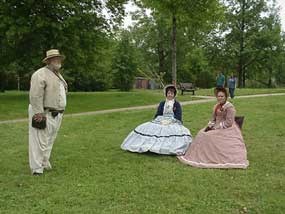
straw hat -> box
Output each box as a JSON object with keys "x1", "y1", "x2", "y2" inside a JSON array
[{"x1": 42, "y1": 49, "x2": 65, "y2": 63}]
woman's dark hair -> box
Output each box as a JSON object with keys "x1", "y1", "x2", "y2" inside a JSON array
[
  {"x1": 165, "y1": 85, "x2": 177, "y2": 97},
  {"x1": 214, "y1": 87, "x2": 228, "y2": 98}
]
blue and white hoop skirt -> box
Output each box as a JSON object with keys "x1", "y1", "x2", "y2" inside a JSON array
[{"x1": 121, "y1": 115, "x2": 192, "y2": 155}]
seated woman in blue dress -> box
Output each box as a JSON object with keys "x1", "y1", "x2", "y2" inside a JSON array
[{"x1": 121, "y1": 85, "x2": 192, "y2": 155}]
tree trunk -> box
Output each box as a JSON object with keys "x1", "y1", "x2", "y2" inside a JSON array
[
  {"x1": 238, "y1": 0, "x2": 246, "y2": 88},
  {"x1": 0, "y1": 71, "x2": 5, "y2": 92},
  {"x1": 171, "y1": 13, "x2": 177, "y2": 86},
  {"x1": 158, "y1": 28, "x2": 166, "y2": 75},
  {"x1": 17, "y1": 74, "x2": 20, "y2": 91},
  {"x1": 242, "y1": 68, "x2": 246, "y2": 87},
  {"x1": 237, "y1": 64, "x2": 242, "y2": 88},
  {"x1": 268, "y1": 68, "x2": 272, "y2": 88}
]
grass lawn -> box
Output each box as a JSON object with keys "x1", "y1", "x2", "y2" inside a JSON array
[
  {"x1": 194, "y1": 87, "x2": 285, "y2": 96},
  {"x1": 0, "y1": 90, "x2": 200, "y2": 121},
  {"x1": 0, "y1": 95, "x2": 284, "y2": 213},
  {"x1": 1, "y1": 88, "x2": 285, "y2": 121}
]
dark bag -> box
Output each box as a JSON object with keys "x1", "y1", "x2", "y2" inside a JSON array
[
  {"x1": 204, "y1": 126, "x2": 213, "y2": 132},
  {"x1": 234, "y1": 116, "x2": 244, "y2": 129},
  {"x1": 32, "y1": 115, "x2": 47, "y2": 129}
]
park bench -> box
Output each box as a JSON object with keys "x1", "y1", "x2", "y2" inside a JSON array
[
  {"x1": 179, "y1": 82, "x2": 196, "y2": 95},
  {"x1": 235, "y1": 116, "x2": 244, "y2": 129}
]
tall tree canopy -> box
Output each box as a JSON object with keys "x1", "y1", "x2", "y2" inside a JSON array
[
  {"x1": 215, "y1": 0, "x2": 284, "y2": 87},
  {"x1": 0, "y1": 0, "x2": 127, "y2": 90},
  {"x1": 134, "y1": 0, "x2": 223, "y2": 86},
  {"x1": 112, "y1": 31, "x2": 137, "y2": 91},
  {"x1": 1, "y1": 0, "x2": 284, "y2": 90},
  {"x1": 130, "y1": 0, "x2": 285, "y2": 88}
]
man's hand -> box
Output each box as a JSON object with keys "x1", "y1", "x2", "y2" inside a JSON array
[{"x1": 33, "y1": 113, "x2": 44, "y2": 122}]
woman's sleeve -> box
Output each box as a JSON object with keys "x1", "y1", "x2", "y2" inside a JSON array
[
  {"x1": 174, "y1": 102, "x2": 182, "y2": 121},
  {"x1": 210, "y1": 105, "x2": 217, "y2": 123},
  {"x1": 154, "y1": 102, "x2": 163, "y2": 118},
  {"x1": 220, "y1": 106, "x2": 235, "y2": 128}
]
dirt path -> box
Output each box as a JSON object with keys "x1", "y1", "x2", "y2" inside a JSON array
[{"x1": 0, "y1": 93, "x2": 284, "y2": 125}]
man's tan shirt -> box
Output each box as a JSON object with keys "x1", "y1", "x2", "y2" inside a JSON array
[{"x1": 29, "y1": 66, "x2": 68, "y2": 114}]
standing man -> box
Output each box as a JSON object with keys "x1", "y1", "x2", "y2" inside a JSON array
[
  {"x1": 29, "y1": 49, "x2": 67, "y2": 175},
  {"x1": 216, "y1": 71, "x2": 225, "y2": 88},
  {"x1": 228, "y1": 74, "x2": 237, "y2": 99}
]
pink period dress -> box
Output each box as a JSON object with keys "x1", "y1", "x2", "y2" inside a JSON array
[{"x1": 178, "y1": 101, "x2": 249, "y2": 169}]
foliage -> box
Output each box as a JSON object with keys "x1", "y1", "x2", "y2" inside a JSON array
[
  {"x1": 130, "y1": 10, "x2": 171, "y2": 85},
  {"x1": 0, "y1": 0, "x2": 127, "y2": 91},
  {"x1": 218, "y1": 0, "x2": 285, "y2": 87},
  {"x1": 112, "y1": 31, "x2": 137, "y2": 91},
  {"x1": 134, "y1": 0, "x2": 223, "y2": 85},
  {"x1": 1, "y1": 0, "x2": 285, "y2": 90},
  {"x1": 130, "y1": 0, "x2": 285, "y2": 88}
]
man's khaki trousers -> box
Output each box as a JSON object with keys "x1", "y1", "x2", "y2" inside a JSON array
[{"x1": 28, "y1": 105, "x2": 63, "y2": 174}]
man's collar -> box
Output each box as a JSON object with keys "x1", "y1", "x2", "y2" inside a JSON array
[{"x1": 46, "y1": 65, "x2": 60, "y2": 74}]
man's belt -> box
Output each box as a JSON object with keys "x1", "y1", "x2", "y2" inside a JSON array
[{"x1": 44, "y1": 108, "x2": 64, "y2": 117}]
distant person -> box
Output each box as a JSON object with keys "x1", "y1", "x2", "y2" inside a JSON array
[
  {"x1": 28, "y1": 49, "x2": 67, "y2": 175},
  {"x1": 121, "y1": 85, "x2": 192, "y2": 155},
  {"x1": 216, "y1": 71, "x2": 225, "y2": 88},
  {"x1": 228, "y1": 74, "x2": 237, "y2": 99},
  {"x1": 178, "y1": 87, "x2": 249, "y2": 169}
]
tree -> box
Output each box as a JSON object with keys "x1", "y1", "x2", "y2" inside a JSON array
[
  {"x1": 223, "y1": 0, "x2": 268, "y2": 87},
  {"x1": 130, "y1": 0, "x2": 285, "y2": 88},
  {"x1": 129, "y1": 9, "x2": 171, "y2": 86},
  {"x1": 135, "y1": 0, "x2": 222, "y2": 86},
  {"x1": 212, "y1": 0, "x2": 285, "y2": 88},
  {"x1": 112, "y1": 31, "x2": 137, "y2": 91},
  {"x1": 0, "y1": 0, "x2": 127, "y2": 91},
  {"x1": 251, "y1": 1, "x2": 284, "y2": 87}
]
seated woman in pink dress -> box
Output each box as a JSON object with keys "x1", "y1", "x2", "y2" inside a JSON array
[{"x1": 178, "y1": 87, "x2": 249, "y2": 169}]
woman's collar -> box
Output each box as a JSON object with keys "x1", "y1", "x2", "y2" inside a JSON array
[
  {"x1": 166, "y1": 98, "x2": 175, "y2": 102},
  {"x1": 221, "y1": 101, "x2": 232, "y2": 109}
]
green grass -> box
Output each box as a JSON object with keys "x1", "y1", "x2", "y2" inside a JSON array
[
  {"x1": 0, "y1": 95, "x2": 284, "y2": 213},
  {"x1": 1, "y1": 88, "x2": 285, "y2": 121},
  {"x1": 194, "y1": 87, "x2": 285, "y2": 96},
  {"x1": 0, "y1": 90, "x2": 200, "y2": 121}
]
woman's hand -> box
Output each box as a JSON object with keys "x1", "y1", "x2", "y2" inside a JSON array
[{"x1": 207, "y1": 121, "x2": 215, "y2": 128}]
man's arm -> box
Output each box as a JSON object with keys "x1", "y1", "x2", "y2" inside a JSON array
[{"x1": 29, "y1": 72, "x2": 46, "y2": 115}]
